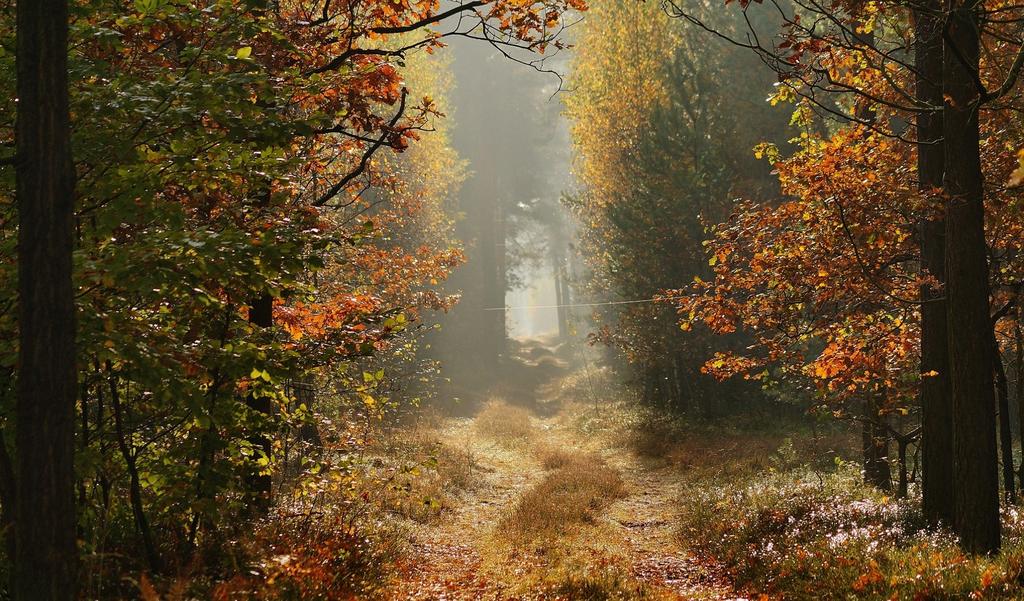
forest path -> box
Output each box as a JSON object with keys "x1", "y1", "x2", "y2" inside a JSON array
[{"x1": 388, "y1": 404, "x2": 745, "y2": 600}]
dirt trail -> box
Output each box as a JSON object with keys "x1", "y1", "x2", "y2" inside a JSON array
[
  {"x1": 602, "y1": 452, "x2": 736, "y2": 599},
  {"x1": 390, "y1": 409, "x2": 744, "y2": 600}
]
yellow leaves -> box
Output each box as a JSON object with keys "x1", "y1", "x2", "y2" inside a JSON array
[
  {"x1": 250, "y1": 367, "x2": 272, "y2": 382},
  {"x1": 768, "y1": 82, "x2": 796, "y2": 106},
  {"x1": 1008, "y1": 149, "x2": 1024, "y2": 188},
  {"x1": 789, "y1": 104, "x2": 814, "y2": 128},
  {"x1": 753, "y1": 142, "x2": 780, "y2": 163}
]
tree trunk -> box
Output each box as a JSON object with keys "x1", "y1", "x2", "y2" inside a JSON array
[
  {"x1": 246, "y1": 293, "x2": 274, "y2": 515},
  {"x1": 673, "y1": 355, "x2": 689, "y2": 413},
  {"x1": 1015, "y1": 307, "x2": 1024, "y2": 488},
  {"x1": 14, "y1": 0, "x2": 78, "y2": 597},
  {"x1": 943, "y1": 0, "x2": 1000, "y2": 553},
  {"x1": 915, "y1": 0, "x2": 955, "y2": 528},
  {"x1": 862, "y1": 397, "x2": 892, "y2": 491},
  {"x1": 994, "y1": 340, "x2": 1015, "y2": 502},
  {"x1": 0, "y1": 430, "x2": 17, "y2": 566},
  {"x1": 109, "y1": 370, "x2": 160, "y2": 573},
  {"x1": 897, "y1": 436, "x2": 910, "y2": 498}
]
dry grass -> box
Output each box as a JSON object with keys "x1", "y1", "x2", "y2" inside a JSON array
[
  {"x1": 501, "y1": 452, "x2": 625, "y2": 540},
  {"x1": 474, "y1": 400, "x2": 534, "y2": 442},
  {"x1": 368, "y1": 429, "x2": 478, "y2": 523},
  {"x1": 535, "y1": 444, "x2": 587, "y2": 470},
  {"x1": 548, "y1": 563, "x2": 659, "y2": 600}
]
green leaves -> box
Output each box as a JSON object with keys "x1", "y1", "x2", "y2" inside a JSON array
[
  {"x1": 133, "y1": 0, "x2": 167, "y2": 14},
  {"x1": 250, "y1": 367, "x2": 272, "y2": 382}
]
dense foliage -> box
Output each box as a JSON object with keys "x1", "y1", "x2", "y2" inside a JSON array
[
  {"x1": 567, "y1": 0, "x2": 1024, "y2": 559},
  {"x1": 1, "y1": 0, "x2": 583, "y2": 595},
  {"x1": 564, "y1": 0, "x2": 790, "y2": 415}
]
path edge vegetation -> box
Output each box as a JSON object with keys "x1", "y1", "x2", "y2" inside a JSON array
[{"x1": 4, "y1": 0, "x2": 585, "y2": 596}]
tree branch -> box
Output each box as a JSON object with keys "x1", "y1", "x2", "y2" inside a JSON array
[{"x1": 313, "y1": 87, "x2": 408, "y2": 207}]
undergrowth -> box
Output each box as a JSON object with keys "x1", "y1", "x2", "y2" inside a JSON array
[
  {"x1": 367, "y1": 427, "x2": 478, "y2": 523},
  {"x1": 681, "y1": 455, "x2": 1024, "y2": 599}
]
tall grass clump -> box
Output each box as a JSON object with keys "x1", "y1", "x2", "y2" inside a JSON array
[
  {"x1": 502, "y1": 452, "x2": 625, "y2": 540},
  {"x1": 475, "y1": 400, "x2": 534, "y2": 442}
]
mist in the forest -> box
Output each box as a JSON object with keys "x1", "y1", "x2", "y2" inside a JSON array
[{"x1": 426, "y1": 40, "x2": 579, "y2": 406}]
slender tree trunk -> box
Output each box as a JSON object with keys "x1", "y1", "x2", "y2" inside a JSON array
[
  {"x1": 943, "y1": 0, "x2": 1000, "y2": 553},
  {"x1": 915, "y1": 0, "x2": 955, "y2": 528},
  {"x1": 246, "y1": 293, "x2": 274, "y2": 515},
  {"x1": 994, "y1": 340, "x2": 1015, "y2": 502},
  {"x1": 897, "y1": 436, "x2": 910, "y2": 498},
  {"x1": 553, "y1": 249, "x2": 569, "y2": 340},
  {"x1": 643, "y1": 362, "x2": 656, "y2": 405},
  {"x1": 862, "y1": 396, "x2": 892, "y2": 490},
  {"x1": 14, "y1": 0, "x2": 78, "y2": 596},
  {"x1": 1016, "y1": 308, "x2": 1024, "y2": 488},
  {"x1": 109, "y1": 370, "x2": 160, "y2": 573},
  {"x1": 673, "y1": 355, "x2": 689, "y2": 414}
]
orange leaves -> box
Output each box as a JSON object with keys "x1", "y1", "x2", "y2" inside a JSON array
[
  {"x1": 677, "y1": 124, "x2": 923, "y2": 407},
  {"x1": 275, "y1": 295, "x2": 384, "y2": 343},
  {"x1": 702, "y1": 352, "x2": 762, "y2": 380}
]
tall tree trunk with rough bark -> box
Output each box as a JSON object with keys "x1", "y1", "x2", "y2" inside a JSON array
[
  {"x1": 943, "y1": 0, "x2": 1000, "y2": 553},
  {"x1": 915, "y1": 0, "x2": 955, "y2": 528},
  {"x1": 14, "y1": 0, "x2": 78, "y2": 596}
]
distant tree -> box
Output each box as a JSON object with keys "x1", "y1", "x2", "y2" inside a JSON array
[{"x1": 566, "y1": 0, "x2": 789, "y2": 415}]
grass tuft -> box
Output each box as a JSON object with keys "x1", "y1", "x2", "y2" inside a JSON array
[
  {"x1": 502, "y1": 452, "x2": 625, "y2": 540},
  {"x1": 475, "y1": 400, "x2": 534, "y2": 443},
  {"x1": 549, "y1": 563, "x2": 658, "y2": 600},
  {"x1": 536, "y1": 444, "x2": 587, "y2": 470}
]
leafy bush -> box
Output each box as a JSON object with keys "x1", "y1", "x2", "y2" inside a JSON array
[
  {"x1": 212, "y1": 511, "x2": 406, "y2": 600},
  {"x1": 368, "y1": 429, "x2": 478, "y2": 523}
]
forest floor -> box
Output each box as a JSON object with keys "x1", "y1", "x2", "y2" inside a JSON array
[{"x1": 385, "y1": 397, "x2": 747, "y2": 600}]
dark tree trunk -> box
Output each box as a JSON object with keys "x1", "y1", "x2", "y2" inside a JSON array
[
  {"x1": 14, "y1": 0, "x2": 78, "y2": 597},
  {"x1": 862, "y1": 397, "x2": 892, "y2": 491},
  {"x1": 109, "y1": 370, "x2": 160, "y2": 573},
  {"x1": 897, "y1": 436, "x2": 910, "y2": 498},
  {"x1": 943, "y1": 0, "x2": 1000, "y2": 553},
  {"x1": 0, "y1": 431, "x2": 16, "y2": 565},
  {"x1": 246, "y1": 293, "x2": 274, "y2": 514},
  {"x1": 915, "y1": 0, "x2": 955, "y2": 528},
  {"x1": 993, "y1": 341, "x2": 1015, "y2": 502},
  {"x1": 1016, "y1": 310, "x2": 1024, "y2": 488},
  {"x1": 643, "y1": 362, "x2": 656, "y2": 405},
  {"x1": 673, "y1": 355, "x2": 689, "y2": 414}
]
